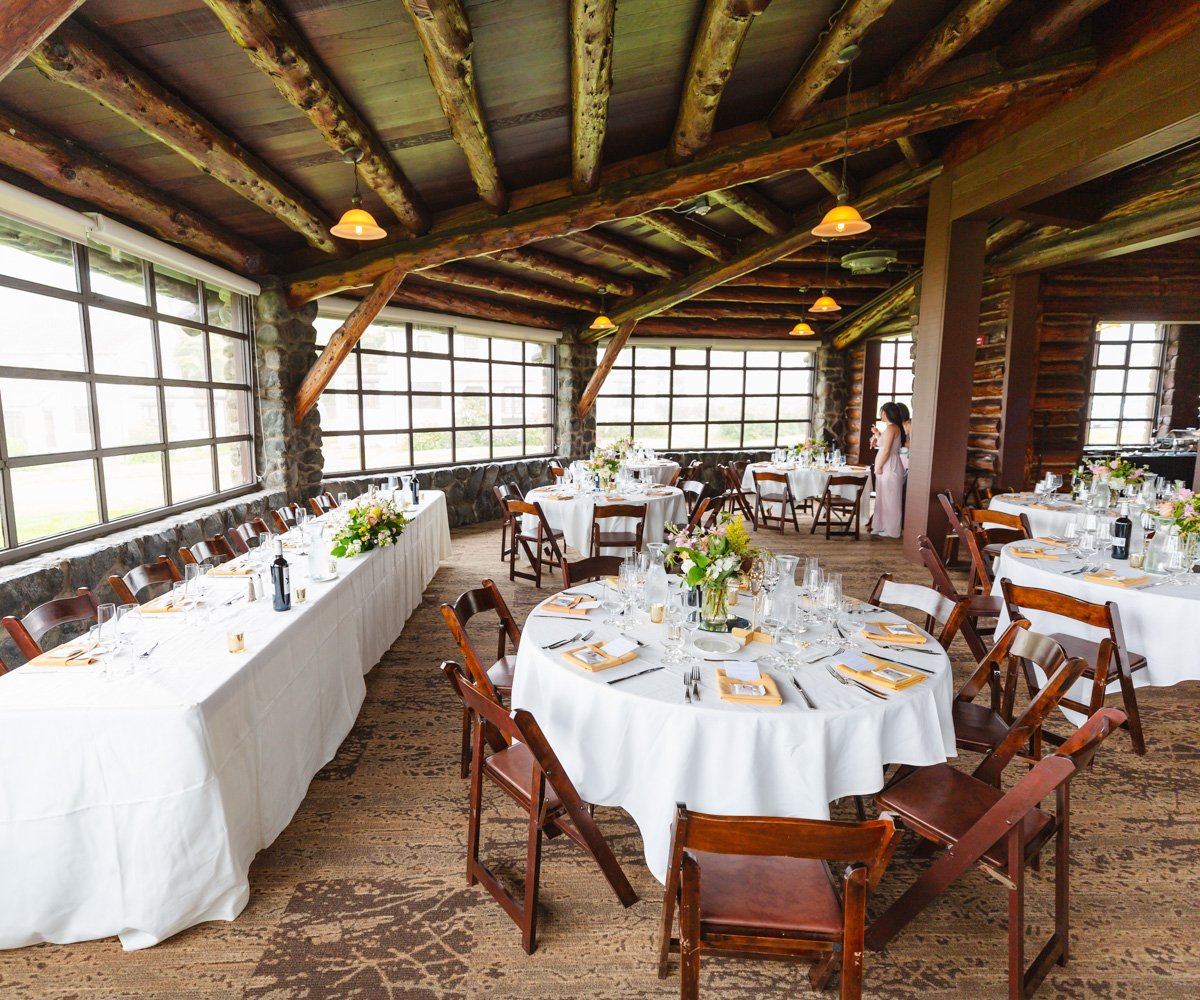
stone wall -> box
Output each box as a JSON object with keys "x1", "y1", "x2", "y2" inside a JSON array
[
  {"x1": 815, "y1": 342, "x2": 850, "y2": 448},
  {"x1": 555, "y1": 329, "x2": 597, "y2": 459}
]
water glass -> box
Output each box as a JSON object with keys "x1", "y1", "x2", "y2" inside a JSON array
[
  {"x1": 96, "y1": 602, "x2": 116, "y2": 646},
  {"x1": 601, "y1": 580, "x2": 621, "y2": 628},
  {"x1": 184, "y1": 561, "x2": 202, "y2": 598},
  {"x1": 338, "y1": 492, "x2": 349, "y2": 507},
  {"x1": 662, "y1": 597, "x2": 685, "y2": 664}
]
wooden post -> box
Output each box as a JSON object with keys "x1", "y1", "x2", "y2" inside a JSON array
[
  {"x1": 579, "y1": 321, "x2": 638, "y2": 417},
  {"x1": 902, "y1": 174, "x2": 988, "y2": 560},
  {"x1": 857, "y1": 341, "x2": 882, "y2": 465},
  {"x1": 569, "y1": 0, "x2": 616, "y2": 194},
  {"x1": 997, "y1": 272, "x2": 1040, "y2": 489}
]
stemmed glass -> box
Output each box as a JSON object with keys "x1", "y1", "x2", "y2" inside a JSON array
[
  {"x1": 820, "y1": 572, "x2": 842, "y2": 628},
  {"x1": 601, "y1": 579, "x2": 622, "y2": 628},
  {"x1": 681, "y1": 592, "x2": 702, "y2": 666},
  {"x1": 662, "y1": 594, "x2": 686, "y2": 664}
]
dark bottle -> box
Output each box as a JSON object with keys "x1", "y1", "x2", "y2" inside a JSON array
[
  {"x1": 271, "y1": 538, "x2": 291, "y2": 611},
  {"x1": 410, "y1": 474, "x2": 420, "y2": 505},
  {"x1": 1111, "y1": 502, "x2": 1132, "y2": 561}
]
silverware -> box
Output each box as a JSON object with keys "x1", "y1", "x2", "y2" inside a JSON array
[
  {"x1": 804, "y1": 646, "x2": 843, "y2": 664},
  {"x1": 63, "y1": 646, "x2": 92, "y2": 663},
  {"x1": 139, "y1": 641, "x2": 160, "y2": 658},
  {"x1": 608, "y1": 666, "x2": 664, "y2": 684},
  {"x1": 874, "y1": 643, "x2": 939, "y2": 655},
  {"x1": 865, "y1": 652, "x2": 935, "y2": 676},
  {"x1": 791, "y1": 675, "x2": 817, "y2": 709},
  {"x1": 691, "y1": 663, "x2": 700, "y2": 700},
  {"x1": 579, "y1": 629, "x2": 595, "y2": 644},
  {"x1": 683, "y1": 670, "x2": 692, "y2": 703},
  {"x1": 825, "y1": 663, "x2": 888, "y2": 700},
  {"x1": 542, "y1": 631, "x2": 581, "y2": 649}
]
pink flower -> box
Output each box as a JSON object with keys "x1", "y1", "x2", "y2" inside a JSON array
[
  {"x1": 1158, "y1": 502, "x2": 1174, "y2": 516},
  {"x1": 1178, "y1": 488, "x2": 1194, "y2": 501},
  {"x1": 1110, "y1": 459, "x2": 1120, "y2": 470}
]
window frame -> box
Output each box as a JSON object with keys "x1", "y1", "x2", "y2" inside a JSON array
[
  {"x1": 1084, "y1": 321, "x2": 1167, "y2": 449},
  {"x1": 0, "y1": 237, "x2": 256, "y2": 562},
  {"x1": 875, "y1": 334, "x2": 914, "y2": 413}
]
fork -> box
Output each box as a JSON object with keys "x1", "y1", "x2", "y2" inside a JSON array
[
  {"x1": 683, "y1": 669, "x2": 692, "y2": 703},
  {"x1": 825, "y1": 663, "x2": 888, "y2": 700},
  {"x1": 691, "y1": 663, "x2": 701, "y2": 701},
  {"x1": 543, "y1": 631, "x2": 581, "y2": 649},
  {"x1": 804, "y1": 645, "x2": 843, "y2": 664}
]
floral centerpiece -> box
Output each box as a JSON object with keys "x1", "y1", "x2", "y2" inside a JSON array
[
  {"x1": 666, "y1": 513, "x2": 758, "y2": 630},
  {"x1": 329, "y1": 495, "x2": 410, "y2": 558},
  {"x1": 1086, "y1": 456, "x2": 1150, "y2": 485},
  {"x1": 1157, "y1": 487, "x2": 1200, "y2": 536},
  {"x1": 586, "y1": 446, "x2": 623, "y2": 487},
  {"x1": 791, "y1": 438, "x2": 821, "y2": 460}
]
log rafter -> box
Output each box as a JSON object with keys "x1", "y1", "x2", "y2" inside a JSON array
[
  {"x1": 395, "y1": 279, "x2": 573, "y2": 329},
  {"x1": 708, "y1": 185, "x2": 792, "y2": 235},
  {"x1": 639, "y1": 210, "x2": 736, "y2": 261},
  {"x1": 669, "y1": 0, "x2": 773, "y2": 164},
  {"x1": 403, "y1": 0, "x2": 506, "y2": 212},
  {"x1": 489, "y1": 246, "x2": 639, "y2": 296},
  {"x1": 999, "y1": 0, "x2": 1113, "y2": 66},
  {"x1": 884, "y1": 0, "x2": 1015, "y2": 101},
  {"x1": 569, "y1": 0, "x2": 616, "y2": 194},
  {"x1": 418, "y1": 262, "x2": 600, "y2": 312},
  {"x1": 285, "y1": 50, "x2": 1094, "y2": 304},
  {"x1": 201, "y1": 0, "x2": 430, "y2": 236},
  {"x1": 579, "y1": 320, "x2": 638, "y2": 416},
  {"x1": 566, "y1": 228, "x2": 688, "y2": 279},
  {"x1": 30, "y1": 18, "x2": 339, "y2": 254},
  {"x1": 0, "y1": 0, "x2": 84, "y2": 82},
  {"x1": 829, "y1": 273, "x2": 918, "y2": 349}
]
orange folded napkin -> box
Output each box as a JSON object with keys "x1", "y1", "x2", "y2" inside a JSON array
[
  {"x1": 29, "y1": 642, "x2": 103, "y2": 667},
  {"x1": 140, "y1": 596, "x2": 183, "y2": 614},
  {"x1": 207, "y1": 564, "x2": 254, "y2": 577},
  {"x1": 1029, "y1": 502, "x2": 1071, "y2": 511},
  {"x1": 540, "y1": 594, "x2": 597, "y2": 616},
  {"x1": 1036, "y1": 537, "x2": 1071, "y2": 547},
  {"x1": 1082, "y1": 571, "x2": 1151, "y2": 588},
  {"x1": 716, "y1": 667, "x2": 782, "y2": 705},
  {"x1": 561, "y1": 638, "x2": 637, "y2": 672},
  {"x1": 604, "y1": 495, "x2": 626, "y2": 501},
  {"x1": 860, "y1": 621, "x2": 927, "y2": 645},
  {"x1": 1011, "y1": 547, "x2": 1060, "y2": 560},
  {"x1": 836, "y1": 653, "x2": 926, "y2": 691}
]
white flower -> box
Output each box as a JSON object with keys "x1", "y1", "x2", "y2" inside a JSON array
[{"x1": 680, "y1": 557, "x2": 695, "y2": 575}]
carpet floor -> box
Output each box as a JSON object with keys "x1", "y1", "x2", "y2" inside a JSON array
[{"x1": 3, "y1": 520, "x2": 1198, "y2": 1000}]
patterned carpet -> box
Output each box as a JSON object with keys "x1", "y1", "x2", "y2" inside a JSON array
[{"x1": 3, "y1": 520, "x2": 1199, "y2": 1000}]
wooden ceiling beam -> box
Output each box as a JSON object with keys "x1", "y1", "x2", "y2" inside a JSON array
[
  {"x1": 633, "y1": 317, "x2": 813, "y2": 338},
  {"x1": 768, "y1": 0, "x2": 895, "y2": 135},
  {"x1": 896, "y1": 135, "x2": 932, "y2": 168},
  {"x1": 806, "y1": 163, "x2": 850, "y2": 198},
  {"x1": 668, "y1": 0, "x2": 773, "y2": 164},
  {"x1": 418, "y1": 262, "x2": 599, "y2": 312},
  {"x1": 31, "y1": 19, "x2": 340, "y2": 255},
  {"x1": 664, "y1": 299, "x2": 869, "y2": 319},
  {"x1": 403, "y1": 0, "x2": 506, "y2": 213},
  {"x1": 579, "y1": 319, "x2": 638, "y2": 416},
  {"x1": 394, "y1": 279, "x2": 572, "y2": 329},
  {"x1": 0, "y1": 103, "x2": 271, "y2": 275},
  {"x1": 829, "y1": 273, "x2": 918, "y2": 349},
  {"x1": 285, "y1": 50, "x2": 1095, "y2": 303},
  {"x1": 201, "y1": 0, "x2": 429, "y2": 237},
  {"x1": 294, "y1": 266, "x2": 407, "y2": 424},
  {"x1": 708, "y1": 185, "x2": 791, "y2": 235},
  {"x1": 639, "y1": 210, "x2": 736, "y2": 260},
  {"x1": 567, "y1": 228, "x2": 688, "y2": 279},
  {"x1": 0, "y1": 1, "x2": 84, "y2": 82},
  {"x1": 569, "y1": 0, "x2": 616, "y2": 194},
  {"x1": 999, "y1": 0, "x2": 1112, "y2": 66},
  {"x1": 724, "y1": 268, "x2": 894, "y2": 289},
  {"x1": 490, "y1": 246, "x2": 639, "y2": 296},
  {"x1": 884, "y1": 0, "x2": 1015, "y2": 101}
]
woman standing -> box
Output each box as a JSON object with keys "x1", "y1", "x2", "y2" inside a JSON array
[{"x1": 872, "y1": 402, "x2": 907, "y2": 538}]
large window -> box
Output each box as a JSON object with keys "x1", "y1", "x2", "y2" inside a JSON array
[
  {"x1": 876, "y1": 335, "x2": 913, "y2": 413},
  {"x1": 0, "y1": 218, "x2": 254, "y2": 554},
  {"x1": 1085, "y1": 322, "x2": 1166, "y2": 447},
  {"x1": 595, "y1": 345, "x2": 816, "y2": 450},
  {"x1": 316, "y1": 315, "x2": 555, "y2": 473}
]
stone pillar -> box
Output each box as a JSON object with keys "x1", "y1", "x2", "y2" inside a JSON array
[
  {"x1": 556, "y1": 328, "x2": 597, "y2": 460},
  {"x1": 815, "y1": 341, "x2": 850, "y2": 448},
  {"x1": 254, "y1": 277, "x2": 323, "y2": 500}
]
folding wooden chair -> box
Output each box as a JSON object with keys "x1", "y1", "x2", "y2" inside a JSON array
[
  {"x1": 679, "y1": 479, "x2": 705, "y2": 517},
  {"x1": 658, "y1": 806, "x2": 899, "y2": 1000},
  {"x1": 550, "y1": 462, "x2": 565, "y2": 480},
  {"x1": 269, "y1": 502, "x2": 303, "y2": 535},
  {"x1": 440, "y1": 579, "x2": 522, "y2": 778},
  {"x1": 1000, "y1": 580, "x2": 1148, "y2": 755},
  {"x1": 562, "y1": 554, "x2": 623, "y2": 588},
  {"x1": 718, "y1": 463, "x2": 756, "y2": 528},
  {"x1": 492, "y1": 483, "x2": 519, "y2": 562},
  {"x1": 868, "y1": 709, "x2": 1127, "y2": 1000},
  {"x1": 442, "y1": 661, "x2": 637, "y2": 953},
  {"x1": 865, "y1": 574, "x2": 966, "y2": 652},
  {"x1": 3, "y1": 588, "x2": 101, "y2": 661},
  {"x1": 108, "y1": 555, "x2": 182, "y2": 606},
  {"x1": 917, "y1": 534, "x2": 1000, "y2": 663},
  {"x1": 506, "y1": 499, "x2": 566, "y2": 588},
  {"x1": 178, "y1": 535, "x2": 237, "y2": 567},
  {"x1": 590, "y1": 502, "x2": 646, "y2": 558},
  {"x1": 228, "y1": 516, "x2": 273, "y2": 555},
  {"x1": 811, "y1": 474, "x2": 868, "y2": 540},
  {"x1": 967, "y1": 507, "x2": 1032, "y2": 574},
  {"x1": 753, "y1": 470, "x2": 801, "y2": 534},
  {"x1": 936, "y1": 489, "x2": 966, "y2": 567}
]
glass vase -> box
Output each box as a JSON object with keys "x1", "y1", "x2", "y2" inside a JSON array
[{"x1": 700, "y1": 583, "x2": 731, "y2": 632}]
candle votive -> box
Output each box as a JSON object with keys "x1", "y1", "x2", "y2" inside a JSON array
[
  {"x1": 649, "y1": 602, "x2": 665, "y2": 624},
  {"x1": 1129, "y1": 552, "x2": 1145, "y2": 569},
  {"x1": 294, "y1": 586, "x2": 307, "y2": 605},
  {"x1": 725, "y1": 577, "x2": 740, "y2": 607},
  {"x1": 226, "y1": 630, "x2": 246, "y2": 654}
]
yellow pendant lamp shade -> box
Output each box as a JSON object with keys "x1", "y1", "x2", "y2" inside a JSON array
[
  {"x1": 809, "y1": 293, "x2": 841, "y2": 314},
  {"x1": 588, "y1": 313, "x2": 617, "y2": 332},
  {"x1": 811, "y1": 201, "x2": 871, "y2": 238},
  {"x1": 331, "y1": 204, "x2": 387, "y2": 241},
  {"x1": 789, "y1": 320, "x2": 816, "y2": 336}
]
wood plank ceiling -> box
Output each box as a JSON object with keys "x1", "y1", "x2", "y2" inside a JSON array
[{"x1": 0, "y1": 0, "x2": 1161, "y2": 367}]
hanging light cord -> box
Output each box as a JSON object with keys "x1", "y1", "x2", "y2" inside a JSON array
[{"x1": 838, "y1": 58, "x2": 853, "y2": 199}]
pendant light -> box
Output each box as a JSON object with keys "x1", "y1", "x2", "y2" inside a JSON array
[
  {"x1": 788, "y1": 320, "x2": 816, "y2": 336},
  {"x1": 808, "y1": 244, "x2": 842, "y2": 314},
  {"x1": 811, "y1": 46, "x2": 871, "y2": 239},
  {"x1": 331, "y1": 147, "x2": 387, "y2": 241},
  {"x1": 589, "y1": 286, "x2": 616, "y2": 332}
]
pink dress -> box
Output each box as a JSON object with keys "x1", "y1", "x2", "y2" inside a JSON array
[{"x1": 873, "y1": 427, "x2": 905, "y2": 538}]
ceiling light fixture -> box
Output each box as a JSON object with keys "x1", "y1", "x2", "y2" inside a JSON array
[
  {"x1": 589, "y1": 286, "x2": 616, "y2": 332},
  {"x1": 811, "y1": 46, "x2": 871, "y2": 239},
  {"x1": 808, "y1": 241, "x2": 842, "y2": 314},
  {"x1": 331, "y1": 147, "x2": 387, "y2": 241},
  {"x1": 789, "y1": 320, "x2": 816, "y2": 336}
]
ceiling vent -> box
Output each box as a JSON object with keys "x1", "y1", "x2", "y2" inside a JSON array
[{"x1": 840, "y1": 248, "x2": 898, "y2": 275}]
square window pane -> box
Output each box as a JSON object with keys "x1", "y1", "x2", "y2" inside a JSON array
[
  {"x1": 91, "y1": 309, "x2": 156, "y2": 378},
  {"x1": 159, "y1": 322, "x2": 207, "y2": 381},
  {"x1": 169, "y1": 445, "x2": 213, "y2": 502},
  {"x1": 359, "y1": 321, "x2": 406, "y2": 353},
  {"x1": 670, "y1": 424, "x2": 706, "y2": 449},
  {"x1": 779, "y1": 421, "x2": 808, "y2": 442},
  {"x1": 365, "y1": 432, "x2": 412, "y2": 470},
  {"x1": 322, "y1": 434, "x2": 363, "y2": 473},
  {"x1": 214, "y1": 388, "x2": 251, "y2": 437},
  {"x1": 1119, "y1": 422, "x2": 1152, "y2": 446},
  {"x1": 634, "y1": 395, "x2": 669, "y2": 422},
  {"x1": 525, "y1": 366, "x2": 553, "y2": 396},
  {"x1": 1122, "y1": 396, "x2": 1155, "y2": 421},
  {"x1": 783, "y1": 369, "x2": 813, "y2": 394},
  {"x1": 454, "y1": 359, "x2": 490, "y2": 390},
  {"x1": 635, "y1": 347, "x2": 670, "y2": 368},
  {"x1": 360, "y1": 352, "x2": 408, "y2": 393},
  {"x1": 412, "y1": 325, "x2": 450, "y2": 354},
  {"x1": 710, "y1": 351, "x2": 742, "y2": 368},
  {"x1": 1091, "y1": 370, "x2": 1125, "y2": 394},
  {"x1": 2, "y1": 378, "x2": 92, "y2": 456},
  {"x1": 525, "y1": 426, "x2": 550, "y2": 454},
  {"x1": 104, "y1": 452, "x2": 165, "y2": 519},
  {"x1": 745, "y1": 396, "x2": 777, "y2": 421},
  {"x1": 456, "y1": 429, "x2": 490, "y2": 462},
  {"x1": 493, "y1": 396, "x2": 523, "y2": 426},
  {"x1": 743, "y1": 422, "x2": 775, "y2": 447},
  {"x1": 635, "y1": 369, "x2": 670, "y2": 395},
  {"x1": 492, "y1": 362, "x2": 525, "y2": 395},
  {"x1": 163, "y1": 386, "x2": 211, "y2": 441},
  {"x1": 205, "y1": 286, "x2": 245, "y2": 332},
  {"x1": 638, "y1": 424, "x2": 668, "y2": 448},
  {"x1": 12, "y1": 460, "x2": 98, "y2": 543},
  {"x1": 89, "y1": 251, "x2": 146, "y2": 304},
  {"x1": 597, "y1": 425, "x2": 632, "y2": 446},
  {"x1": 779, "y1": 396, "x2": 811, "y2": 422},
  {"x1": 456, "y1": 334, "x2": 489, "y2": 359},
  {"x1": 319, "y1": 391, "x2": 360, "y2": 432},
  {"x1": 879, "y1": 342, "x2": 895, "y2": 366},
  {"x1": 1130, "y1": 323, "x2": 1160, "y2": 340},
  {"x1": 1089, "y1": 396, "x2": 1122, "y2": 420},
  {"x1": 216, "y1": 441, "x2": 253, "y2": 490},
  {"x1": 413, "y1": 430, "x2": 452, "y2": 465},
  {"x1": 711, "y1": 368, "x2": 743, "y2": 395},
  {"x1": 210, "y1": 333, "x2": 248, "y2": 384},
  {"x1": 1125, "y1": 369, "x2": 1158, "y2": 394},
  {"x1": 0, "y1": 220, "x2": 76, "y2": 290},
  {"x1": 676, "y1": 348, "x2": 707, "y2": 366},
  {"x1": 745, "y1": 369, "x2": 779, "y2": 394},
  {"x1": 412, "y1": 394, "x2": 451, "y2": 430},
  {"x1": 455, "y1": 395, "x2": 489, "y2": 427},
  {"x1": 525, "y1": 342, "x2": 552, "y2": 364},
  {"x1": 673, "y1": 395, "x2": 706, "y2": 422},
  {"x1": 493, "y1": 427, "x2": 522, "y2": 458},
  {"x1": 1096, "y1": 323, "x2": 1129, "y2": 341},
  {"x1": 491, "y1": 338, "x2": 523, "y2": 362},
  {"x1": 0, "y1": 286, "x2": 84, "y2": 371},
  {"x1": 747, "y1": 351, "x2": 779, "y2": 368},
  {"x1": 709, "y1": 397, "x2": 742, "y2": 422},
  {"x1": 709, "y1": 421, "x2": 742, "y2": 447},
  {"x1": 154, "y1": 267, "x2": 201, "y2": 321},
  {"x1": 526, "y1": 396, "x2": 552, "y2": 425},
  {"x1": 1096, "y1": 343, "x2": 1127, "y2": 366},
  {"x1": 893, "y1": 371, "x2": 914, "y2": 396},
  {"x1": 1128, "y1": 342, "x2": 1161, "y2": 367},
  {"x1": 674, "y1": 369, "x2": 707, "y2": 395},
  {"x1": 895, "y1": 340, "x2": 913, "y2": 365},
  {"x1": 782, "y1": 350, "x2": 815, "y2": 369},
  {"x1": 596, "y1": 397, "x2": 631, "y2": 423},
  {"x1": 1086, "y1": 421, "x2": 1118, "y2": 446},
  {"x1": 410, "y1": 356, "x2": 450, "y2": 390},
  {"x1": 362, "y1": 393, "x2": 409, "y2": 431},
  {"x1": 602, "y1": 368, "x2": 632, "y2": 395},
  {"x1": 96, "y1": 382, "x2": 161, "y2": 448}
]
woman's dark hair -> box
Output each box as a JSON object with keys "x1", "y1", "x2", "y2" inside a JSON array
[
  {"x1": 895, "y1": 402, "x2": 911, "y2": 422},
  {"x1": 880, "y1": 401, "x2": 908, "y2": 446}
]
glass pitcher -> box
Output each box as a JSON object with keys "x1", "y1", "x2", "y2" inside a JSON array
[
  {"x1": 644, "y1": 542, "x2": 669, "y2": 612},
  {"x1": 307, "y1": 523, "x2": 338, "y2": 581},
  {"x1": 767, "y1": 554, "x2": 799, "y2": 628}
]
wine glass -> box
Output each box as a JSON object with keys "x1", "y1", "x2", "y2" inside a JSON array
[
  {"x1": 96, "y1": 602, "x2": 116, "y2": 647},
  {"x1": 662, "y1": 595, "x2": 685, "y2": 664},
  {"x1": 820, "y1": 573, "x2": 842, "y2": 628},
  {"x1": 601, "y1": 579, "x2": 621, "y2": 628},
  {"x1": 681, "y1": 593, "x2": 702, "y2": 665}
]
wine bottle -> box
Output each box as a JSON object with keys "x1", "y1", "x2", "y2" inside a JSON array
[
  {"x1": 410, "y1": 474, "x2": 420, "y2": 505},
  {"x1": 271, "y1": 538, "x2": 291, "y2": 611},
  {"x1": 1111, "y1": 502, "x2": 1132, "y2": 561}
]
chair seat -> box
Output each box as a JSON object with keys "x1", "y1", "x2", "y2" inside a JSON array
[
  {"x1": 1047, "y1": 633, "x2": 1147, "y2": 674},
  {"x1": 595, "y1": 531, "x2": 640, "y2": 547},
  {"x1": 485, "y1": 743, "x2": 563, "y2": 812},
  {"x1": 515, "y1": 526, "x2": 565, "y2": 542},
  {"x1": 952, "y1": 700, "x2": 1011, "y2": 753},
  {"x1": 756, "y1": 492, "x2": 790, "y2": 504},
  {"x1": 983, "y1": 542, "x2": 1004, "y2": 559},
  {"x1": 488, "y1": 655, "x2": 516, "y2": 694},
  {"x1": 967, "y1": 594, "x2": 1003, "y2": 616},
  {"x1": 877, "y1": 763, "x2": 1054, "y2": 871},
  {"x1": 691, "y1": 852, "x2": 842, "y2": 936}
]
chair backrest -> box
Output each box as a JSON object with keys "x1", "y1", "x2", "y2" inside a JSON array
[
  {"x1": 439, "y1": 579, "x2": 522, "y2": 700},
  {"x1": 701, "y1": 492, "x2": 726, "y2": 529},
  {"x1": 999, "y1": 578, "x2": 1119, "y2": 632},
  {"x1": 550, "y1": 463, "x2": 565, "y2": 478},
  {"x1": 229, "y1": 517, "x2": 272, "y2": 554},
  {"x1": 667, "y1": 468, "x2": 681, "y2": 488},
  {"x1": 181, "y1": 535, "x2": 236, "y2": 566},
  {"x1": 492, "y1": 483, "x2": 515, "y2": 515},
  {"x1": 2, "y1": 588, "x2": 101, "y2": 661},
  {"x1": 323, "y1": 490, "x2": 339, "y2": 507},
  {"x1": 916, "y1": 534, "x2": 966, "y2": 601},
  {"x1": 687, "y1": 459, "x2": 703, "y2": 478},
  {"x1": 967, "y1": 507, "x2": 1030, "y2": 538},
  {"x1": 270, "y1": 503, "x2": 300, "y2": 534},
  {"x1": 507, "y1": 480, "x2": 524, "y2": 500},
  {"x1": 680, "y1": 480, "x2": 705, "y2": 513},
  {"x1": 719, "y1": 463, "x2": 742, "y2": 492},
  {"x1": 752, "y1": 470, "x2": 789, "y2": 489},
  {"x1": 108, "y1": 555, "x2": 182, "y2": 606},
  {"x1": 828, "y1": 474, "x2": 868, "y2": 495},
  {"x1": 866, "y1": 574, "x2": 964, "y2": 650},
  {"x1": 562, "y1": 554, "x2": 623, "y2": 587}
]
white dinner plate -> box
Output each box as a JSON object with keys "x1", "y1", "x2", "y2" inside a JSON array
[{"x1": 692, "y1": 633, "x2": 743, "y2": 654}]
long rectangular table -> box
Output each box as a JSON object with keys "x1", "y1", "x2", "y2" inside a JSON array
[{"x1": 0, "y1": 490, "x2": 451, "y2": 950}]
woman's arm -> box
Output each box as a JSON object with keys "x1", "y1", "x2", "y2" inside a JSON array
[{"x1": 874, "y1": 424, "x2": 898, "y2": 472}]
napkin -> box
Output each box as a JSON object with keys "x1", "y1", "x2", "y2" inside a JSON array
[
  {"x1": 730, "y1": 626, "x2": 772, "y2": 644},
  {"x1": 1029, "y1": 502, "x2": 1071, "y2": 511},
  {"x1": 562, "y1": 638, "x2": 637, "y2": 672},
  {"x1": 1036, "y1": 536, "x2": 1071, "y2": 547},
  {"x1": 139, "y1": 597, "x2": 183, "y2": 614},
  {"x1": 716, "y1": 668, "x2": 782, "y2": 705},
  {"x1": 29, "y1": 642, "x2": 103, "y2": 667},
  {"x1": 538, "y1": 598, "x2": 596, "y2": 617},
  {"x1": 604, "y1": 495, "x2": 626, "y2": 501},
  {"x1": 836, "y1": 651, "x2": 925, "y2": 691},
  {"x1": 207, "y1": 564, "x2": 254, "y2": 577},
  {"x1": 1011, "y1": 547, "x2": 1060, "y2": 560},
  {"x1": 1082, "y1": 571, "x2": 1151, "y2": 588},
  {"x1": 860, "y1": 621, "x2": 927, "y2": 645}
]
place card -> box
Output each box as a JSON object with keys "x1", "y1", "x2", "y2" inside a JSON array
[
  {"x1": 715, "y1": 668, "x2": 782, "y2": 705},
  {"x1": 835, "y1": 651, "x2": 925, "y2": 691},
  {"x1": 1011, "y1": 547, "x2": 1060, "y2": 560},
  {"x1": 539, "y1": 595, "x2": 596, "y2": 616},
  {"x1": 730, "y1": 626, "x2": 772, "y2": 644},
  {"x1": 1082, "y1": 570, "x2": 1151, "y2": 588},
  {"x1": 207, "y1": 563, "x2": 254, "y2": 577},
  {"x1": 723, "y1": 662, "x2": 761, "y2": 683},
  {"x1": 860, "y1": 621, "x2": 927, "y2": 645},
  {"x1": 561, "y1": 637, "x2": 638, "y2": 672},
  {"x1": 29, "y1": 642, "x2": 104, "y2": 667}
]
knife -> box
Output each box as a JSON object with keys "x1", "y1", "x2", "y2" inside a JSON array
[
  {"x1": 867, "y1": 653, "x2": 935, "y2": 676},
  {"x1": 608, "y1": 665, "x2": 664, "y2": 684},
  {"x1": 791, "y1": 675, "x2": 817, "y2": 709}
]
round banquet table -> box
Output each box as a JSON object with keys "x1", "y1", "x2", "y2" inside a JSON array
[
  {"x1": 992, "y1": 540, "x2": 1200, "y2": 723},
  {"x1": 741, "y1": 462, "x2": 874, "y2": 514},
  {"x1": 626, "y1": 459, "x2": 680, "y2": 485},
  {"x1": 524, "y1": 483, "x2": 687, "y2": 555},
  {"x1": 989, "y1": 493, "x2": 1085, "y2": 538},
  {"x1": 511, "y1": 582, "x2": 956, "y2": 881}
]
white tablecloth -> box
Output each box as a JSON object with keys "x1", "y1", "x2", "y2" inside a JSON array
[
  {"x1": 511, "y1": 584, "x2": 955, "y2": 881},
  {"x1": 742, "y1": 463, "x2": 874, "y2": 517},
  {"x1": 989, "y1": 493, "x2": 1083, "y2": 538},
  {"x1": 627, "y1": 460, "x2": 680, "y2": 486},
  {"x1": 0, "y1": 491, "x2": 451, "y2": 950},
  {"x1": 523, "y1": 485, "x2": 688, "y2": 555},
  {"x1": 992, "y1": 541, "x2": 1200, "y2": 721}
]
